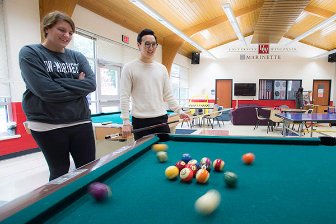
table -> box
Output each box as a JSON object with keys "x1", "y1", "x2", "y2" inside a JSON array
[
  {"x1": 276, "y1": 112, "x2": 336, "y2": 137},
  {"x1": 262, "y1": 107, "x2": 306, "y2": 113},
  {"x1": 91, "y1": 111, "x2": 178, "y2": 140},
  {"x1": 1, "y1": 134, "x2": 336, "y2": 224}
]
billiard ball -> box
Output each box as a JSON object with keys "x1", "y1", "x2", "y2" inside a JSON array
[
  {"x1": 165, "y1": 166, "x2": 179, "y2": 180},
  {"x1": 195, "y1": 189, "x2": 221, "y2": 215},
  {"x1": 181, "y1": 153, "x2": 192, "y2": 163},
  {"x1": 201, "y1": 163, "x2": 211, "y2": 172},
  {"x1": 88, "y1": 182, "x2": 111, "y2": 201},
  {"x1": 156, "y1": 151, "x2": 168, "y2": 163},
  {"x1": 187, "y1": 159, "x2": 198, "y2": 165},
  {"x1": 213, "y1": 159, "x2": 225, "y2": 172},
  {"x1": 175, "y1": 160, "x2": 186, "y2": 171},
  {"x1": 185, "y1": 163, "x2": 198, "y2": 176},
  {"x1": 242, "y1": 152, "x2": 255, "y2": 165},
  {"x1": 195, "y1": 169, "x2": 210, "y2": 184},
  {"x1": 224, "y1": 171, "x2": 238, "y2": 188},
  {"x1": 152, "y1": 143, "x2": 168, "y2": 152},
  {"x1": 200, "y1": 157, "x2": 211, "y2": 167},
  {"x1": 179, "y1": 167, "x2": 193, "y2": 182}
]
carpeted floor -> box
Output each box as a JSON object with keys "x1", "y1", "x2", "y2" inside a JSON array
[{"x1": 175, "y1": 129, "x2": 197, "y2": 134}]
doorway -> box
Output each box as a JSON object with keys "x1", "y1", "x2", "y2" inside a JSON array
[
  {"x1": 215, "y1": 79, "x2": 232, "y2": 108},
  {"x1": 312, "y1": 80, "x2": 331, "y2": 106}
]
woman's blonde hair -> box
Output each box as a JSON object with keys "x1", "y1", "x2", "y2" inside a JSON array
[{"x1": 42, "y1": 11, "x2": 75, "y2": 38}]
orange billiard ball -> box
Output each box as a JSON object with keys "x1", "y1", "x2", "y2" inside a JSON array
[{"x1": 242, "y1": 152, "x2": 255, "y2": 165}]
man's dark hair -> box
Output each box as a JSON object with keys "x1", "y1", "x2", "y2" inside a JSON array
[{"x1": 137, "y1": 29, "x2": 157, "y2": 44}]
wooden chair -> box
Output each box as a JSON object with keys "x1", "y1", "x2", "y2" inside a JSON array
[{"x1": 254, "y1": 108, "x2": 269, "y2": 130}]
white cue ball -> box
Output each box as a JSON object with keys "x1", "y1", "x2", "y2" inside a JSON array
[
  {"x1": 156, "y1": 151, "x2": 168, "y2": 163},
  {"x1": 194, "y1": 189, "x2": 221, "y2": 215}
]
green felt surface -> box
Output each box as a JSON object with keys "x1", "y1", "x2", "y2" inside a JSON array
[
  {"x1": 91, "y1": 111, "x2": 175, "y2": 124},
  {"x1": 3, "y1": 135, "x2": 336, "y2": 224}
]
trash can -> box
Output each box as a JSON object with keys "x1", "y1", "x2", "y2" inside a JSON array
[{"x1": 7, "y1": 122, "x2": 17, "y2": 136}]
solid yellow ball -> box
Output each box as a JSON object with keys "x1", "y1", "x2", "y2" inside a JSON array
[
  {"x1": 165, "y1": 166, "x2": 179, "y2": 180},
  {"x1": 152, "y1": 143, "x2": 168, "y2": 152}
]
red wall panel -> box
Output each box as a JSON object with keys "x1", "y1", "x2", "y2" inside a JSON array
[{"x1": 0, "y1": 102, "x2": 37, "y2": 156}]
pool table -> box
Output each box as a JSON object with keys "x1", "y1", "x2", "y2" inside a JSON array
[
  {"x1": 1, "y1": 134, "x2": 336, "y2": 223},
  {"x1": 91, "y1": 111, "x2": 179, "y2": 140}
]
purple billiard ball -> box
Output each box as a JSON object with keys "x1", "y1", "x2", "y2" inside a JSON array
[{"x1": 88, "y1": 182, "x2": 111, "y2": 201}]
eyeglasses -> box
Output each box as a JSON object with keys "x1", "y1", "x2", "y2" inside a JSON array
[{"x1": 143, "y1": 42, "x2": 158, "y2": 49}]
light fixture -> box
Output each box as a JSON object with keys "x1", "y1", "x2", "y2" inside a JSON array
[
  {"x1": 222, "y1": 3, "x2": 247, "y2": 47},
  {"x1": 295, "y1": 11, "x2": 307, "y2": 23},
  {"x1": 286, "y1": 14, "x2": 336, "y2": 45},
  {"x1": 200, "y1": 29, "x2": 211, "y2": 39},
  {"x1": 130, "y1": 0, "x2": 216, "y2": 59},
  {"x1": 321, "y1": 22, "x2": 336, "y2": 36}
]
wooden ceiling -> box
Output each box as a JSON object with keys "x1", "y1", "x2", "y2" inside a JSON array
[{"x1": 78, "y1": 0, "x2": 336, "y2": 58}]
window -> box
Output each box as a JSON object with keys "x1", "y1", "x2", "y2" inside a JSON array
[
  {"x1": 68, "y1": 32, "x2": 98, "y2": 113},
  {"x1": 259, "y1": 79, "x2": 302, "y2": 100},
  {"x1": 69, "y1": 30, "x2": 131, "y2": 114},
  {"x1": 0, "y1": 0, "x2": 14, "y2": 136},
  {"x1": 170, "y1": 64, "x2": 189, "y2": 107}
]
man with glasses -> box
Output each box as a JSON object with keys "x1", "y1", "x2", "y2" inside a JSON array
[{"x1": 120, "y1": 29, "x2": 189, "y2": 140}]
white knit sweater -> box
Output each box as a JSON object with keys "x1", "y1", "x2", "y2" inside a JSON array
[{"x1": 120, "y1": 59, "x2": 182, "y2": 125}]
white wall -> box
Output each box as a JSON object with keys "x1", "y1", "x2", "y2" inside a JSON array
[
  {"x1": 4, "y1": 0, "x2": 40, "y2": 101},
  {"x1": 190, "y1": 54, "x2": 336, "y2": 102}
]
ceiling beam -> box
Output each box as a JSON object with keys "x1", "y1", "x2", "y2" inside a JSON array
[
  {"x1": 304, "y1": 5, "x2": 334, "y2": 18},
  {"x1": 78, "y1": 0, "x2": 165, "y2": 44},
  {"x1": 39, "y1": 0, "x2": 79, "y2": 19},
  {"x1": 39, "y1": 0, "x2": 79, "y2": 41},
  {"x1": 183, "y1": 2, "x2": 263, "y2": 37},
  {"x1": 162, "y1": 34, "x2": 185, "y2": 74}
]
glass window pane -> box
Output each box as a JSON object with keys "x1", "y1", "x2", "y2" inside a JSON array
[
  {"x1": 0, "y1": 105, "x2": 7, "y2": 133},
  {"x1": 287, "y1": 80, "x2": 301, "y2": 100},
  {"x1": 72, "y1": 33, "x2": 95, "y2": 58},
  {"x1": 100, "y1": 67, "x2": 118, "y2": 95}
]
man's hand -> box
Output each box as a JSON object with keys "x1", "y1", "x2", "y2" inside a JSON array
[
  {"x1": 122, "y1": 124, "x2": 133, "y2": 138},
  {"x1": 179, "y1": 112, "x2": 190, "y2": 121}
]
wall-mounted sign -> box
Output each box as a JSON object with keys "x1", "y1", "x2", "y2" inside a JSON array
[
  {"x1": 230, "y1": 45, "x2": 296, "y2": 61},
  {"x1": 258, "y1": 44, "x2": 269, "y2": 54},
  {"x1": 122, "y1": 35, "x2": 129, "y2": 44}
]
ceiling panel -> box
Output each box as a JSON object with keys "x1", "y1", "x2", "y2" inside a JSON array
[{"x1": 78, "y1": 0, "x2": 336, "y2": 58}]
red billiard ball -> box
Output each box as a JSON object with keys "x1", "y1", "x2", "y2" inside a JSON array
[
  {"x1": 185, "y1": 163, "x2": 198, "y2": 176},
  {"x1": 213, "y1": 159, "x2": 225, "y2": 171},
  {"x1": 175, "y1": 160, "x2": 186, "y2": 171},
  {"x1": 242, "y1": 153, "x2": 255, "y2": 165},
  {"x1": 180, "y1": 167, "x2": 193, "y2": 182},
  {"x1": 88, "y1": 182, "x2": 111, "y2": 201}
]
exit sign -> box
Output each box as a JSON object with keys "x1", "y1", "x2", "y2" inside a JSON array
[{"x1": 122, "y1": 35, "x2": 129, "y2": 44}]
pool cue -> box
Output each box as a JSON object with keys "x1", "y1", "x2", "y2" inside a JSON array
[
  {"x1": 104, "y1": 119, "x2": 183, "y2": 140},
  {"x1": 104, "y1": 109, "x2": 228, "y2": 141}
]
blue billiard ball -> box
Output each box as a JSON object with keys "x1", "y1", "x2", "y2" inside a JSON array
[{"x1": 181, "y1": 153, "x2": 192, "y2": 163}]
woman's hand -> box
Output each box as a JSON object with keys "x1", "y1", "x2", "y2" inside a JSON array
[{"x1": 78, "y1": 72, "x2": 85, "y2": 80}]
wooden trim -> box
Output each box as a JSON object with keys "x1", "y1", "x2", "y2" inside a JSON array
[
  {"x1": 162, "y1": 34, "x2": 184, "y2": 74},
  {"x1": 39, "y1": 0, "x2": 79, "y2": 41}
]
